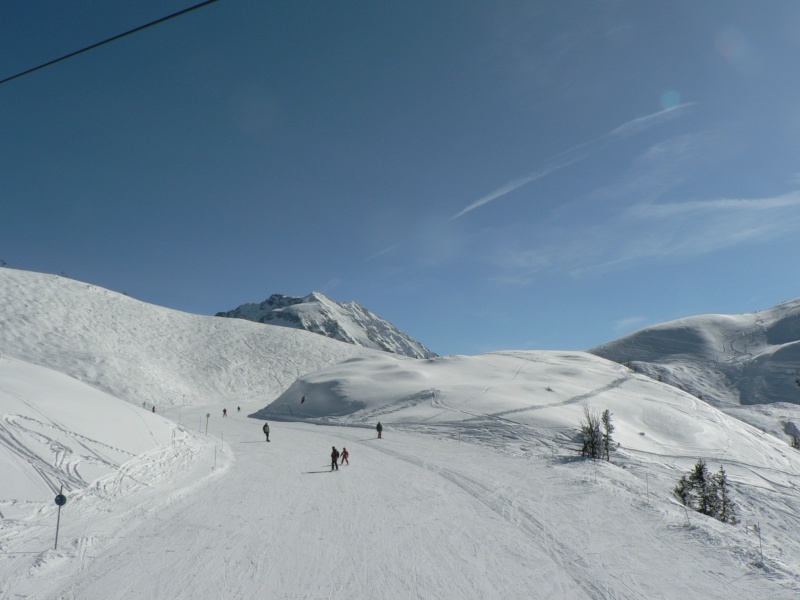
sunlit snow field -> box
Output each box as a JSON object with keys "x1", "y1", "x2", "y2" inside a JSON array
[{"x1": 2, "y1": 268, "x2": 800, "y2": 599}]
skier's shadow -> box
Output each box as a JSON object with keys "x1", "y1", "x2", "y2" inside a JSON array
[{"x1": 302, "y1": 470, "x2": 334, "y2": 475}]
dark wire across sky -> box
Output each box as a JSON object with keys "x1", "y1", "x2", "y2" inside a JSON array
[{"x1": 0, "y1": 0, "x2": 221, "y2": 87}]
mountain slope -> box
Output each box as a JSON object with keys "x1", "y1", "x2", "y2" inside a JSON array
[
  {"x1": 216, "y1": 292, "x2": 437, "y2": 359},
  {"x1": 590, "y1": 299, "x2": 800, "y2": 409},
  {"x1": 0, "y1": 269, "x2": 379, "y2": 409},
  {"x1": 2, "y1": 269, "x2": 800, "y2": 597}
]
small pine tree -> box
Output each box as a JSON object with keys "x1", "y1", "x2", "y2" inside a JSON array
[
  {"x1": 674, "y1": 459, "x2": 738, "y2": 524},
  {"x1": 673, "y1": 475, "x2": 693, "y2": 507},
  {"x1": 688, "y1": 459, "x2": 713, "y2": 516},
  {"x1": 601, "y1": 409, "x2": 614, "y2": 461},
  {"x1": 580, "y1": 404, "x2": 602, "y2": 459},
  {"x1": 714, "y1": 466, "x2": 738, "y2": 524},
  {"x1": 791, "y1": 434, "x2": 800, "y2": 450}
]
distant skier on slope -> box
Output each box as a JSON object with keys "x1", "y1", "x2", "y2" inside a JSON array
[
  {"x1": 376, "y1": 421, "x2": 382, "y2": 439},
  {"x1": 331, "y1": 446, "x2": 340, "y2": 471},
  {"x1": 263, "y1": 422, "x2": 270, "y2": 442},
  {"x1": 341, "y1": 447, "x2": 349, "y2": 465},
  {"x1": 223, "y1": 408, "x2": 227, "y2": 417}
]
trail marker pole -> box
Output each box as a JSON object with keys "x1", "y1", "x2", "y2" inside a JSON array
[
  {"x1": 205, "y1": 413, "x2": 210, "y2": 435},
  {"x1": 755, "y1": 523, "x2": 763, "y2": 562},
  {"x1": 54, "y1": 486, "x2": 67, "y2": 550}
]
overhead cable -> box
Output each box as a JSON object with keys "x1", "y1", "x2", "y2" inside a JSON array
[{"x1": 0, "y1": 0, "x2": 222, "y2": 87}]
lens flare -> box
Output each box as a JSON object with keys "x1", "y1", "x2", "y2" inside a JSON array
[{"x1": 660, "y1": 90, "x2": 681, "y2": 110}]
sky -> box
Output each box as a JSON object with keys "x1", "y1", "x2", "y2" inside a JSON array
[{"x1": 3, "y1": 0, "x2": 800, "y2": 356}]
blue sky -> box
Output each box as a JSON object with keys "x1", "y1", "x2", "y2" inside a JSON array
[{"x1": 3, "y1": 1, "x2": 800, "y2": 356}]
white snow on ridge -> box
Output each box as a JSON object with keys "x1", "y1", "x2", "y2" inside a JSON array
[
  {"x1": 591, "y1": 299, "x2": 800, "y2": 408},
  {"x1": 590, "y1": 299, "x2": 800, "y2": 441},
  {"x1": 264, "y1": 350, "x2": 798, "y2": 478},
  {"x1": 217, "y1": 291, "x2": 438, "y2": 358},
  {"x1": 0, "y1": 269, "x2": 379, "y2": 410}
]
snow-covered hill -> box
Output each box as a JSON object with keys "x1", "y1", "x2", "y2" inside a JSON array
[
  {"x1": 0, "y1": 356, "x2": 179, "y2": 512},
  {"x1": 0, "y1": 269, "x2": 379, "y2": 410},
  {"x1": 216, "y1": 292, "x2": 437, "y2": 359},
  {"x1": 589, "y1": 298, "x2": 800, "y2": 440},
  {"x1": 3, "y1": 268, "x2": 800, "y2": 598}
]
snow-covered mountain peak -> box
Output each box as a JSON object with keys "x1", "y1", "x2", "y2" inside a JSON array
[{"x1": 216, "y1": 292, "x2": 437, "y2": 359}]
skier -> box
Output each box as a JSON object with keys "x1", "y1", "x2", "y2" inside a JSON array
[
  {"x1": 376, "y1": 421, "x2": 382, "y2": 439},
  {"x1": 223, "y1": 408, "x2": 227, "y2": 417},
  {"x1": 152, "y1": 406, "x2": 155, "y2": 413},
  {"x1": 331, "y1": 446, "x2": 340, "y2": 471},
  {"x1": 341, "y1": 447, "x2": 349, "y2": 465},
  {"x1": 237, "y1": 406, "x2": 241, "y2": 413},
  {"x1": 262, "y1": 421, "x2": 270, "y2": 442}
]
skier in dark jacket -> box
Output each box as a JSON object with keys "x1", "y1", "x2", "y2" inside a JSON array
[
  {"x1": 376, "y1": 421, "x2": 383, "y2": 439},
  {"x1": 331, "y1": 446, "x2": 340, "y2": 471},
  {"x1": 262, "y1": 422, "x2": 270, "y2": 442}
]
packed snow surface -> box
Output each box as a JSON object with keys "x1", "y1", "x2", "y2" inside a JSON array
[{"x1": 2, "y1": 269, "x2": 800, "y2": 598}]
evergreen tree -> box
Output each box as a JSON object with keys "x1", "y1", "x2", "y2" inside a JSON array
[
  {"x1": 601, "y1": 409, "x2": 614, "y2": 461},
  {"x1": 714, "y1": 466, "x2": 738, "y2": 524},
  {"x1": 674, "y1": 459, "x2": 738, "y2": 524},
  {"x1": 791, "y1": 434, "x2": 800, "y2": 450},
  {"x1": 673, "y1": 475, "x2": 693, "y2": 508},
  {"x1": 688, "y1": 458, "x2": 713, "y2": 516},
  {"x1": 580, "y1": 404, "x2": 602, "y2": 459}
]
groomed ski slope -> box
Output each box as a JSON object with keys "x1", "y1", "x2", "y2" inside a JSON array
[{"x1": 4, "y1": 401, "x2": 798, "y2": 600}]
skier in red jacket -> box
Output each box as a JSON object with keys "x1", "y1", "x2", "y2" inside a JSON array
[{"x1": 341, "y1": 447, "x2": 349, "y2": 465}]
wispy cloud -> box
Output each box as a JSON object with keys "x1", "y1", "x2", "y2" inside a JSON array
[
  {"x1": 450, "y1": 103, "x2": 695, "y2": 220},
  {"x1": 581, "y1": 191, "x2": 800, "y2": 271},
  {"x1": 615, "y1": 316, "x2": 647, "y2": 331},
  {"x1": 487, "y1": 190, "x2": 800, "y2": 281}
]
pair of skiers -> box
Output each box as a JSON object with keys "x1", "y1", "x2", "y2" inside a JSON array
[{"x1": 331, "y1": 446, "x2": 349, "y2": 470}]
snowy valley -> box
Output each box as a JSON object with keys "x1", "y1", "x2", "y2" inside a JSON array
[{"x1": 2, "y1": 268, "x2": 800, "y2": 599}]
